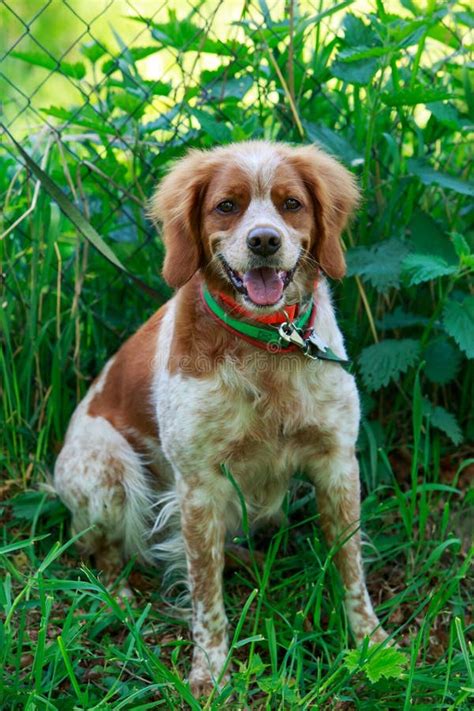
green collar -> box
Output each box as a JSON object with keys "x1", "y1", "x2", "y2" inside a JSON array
[
  {"x1": 200, "y1": 285, "x2": 349, "y2": 364},
  {"x1": 201, "y1": 285, "x2": 312, "y2": 348}
]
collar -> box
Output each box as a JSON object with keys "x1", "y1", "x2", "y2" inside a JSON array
[
  {"x1": 200, "y1": 284, "x2": 350, "y2": 364},
  {"x1": 217, "y1": 292, "x2": 299, "y2": 325},
  {"x1": 201, "y1": 284, "x2": 314, "y2": 352}
]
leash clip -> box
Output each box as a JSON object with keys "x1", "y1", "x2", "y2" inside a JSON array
[
  {"x1": 278, "y1": 321, "x2": 306, "y2": 348},
  {"x1": 279, "y1": 322, "x2": 335, "y2": 362}
]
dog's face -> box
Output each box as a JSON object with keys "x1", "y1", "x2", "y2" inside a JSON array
[{"x1": 151, "y1": 141, "x2": 359, "y2": 312}]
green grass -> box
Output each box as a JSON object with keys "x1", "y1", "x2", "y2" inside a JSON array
[
  {"x1": 1, "y1": 454, "x2": 472, "y2": 708},
  {"x1": 1, "y1": 0, "x2": 473, "y2": 707}
]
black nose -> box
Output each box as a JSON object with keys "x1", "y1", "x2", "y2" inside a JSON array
[{"x1": 247, "y1": 227, "x2": 281, "y2": 257}]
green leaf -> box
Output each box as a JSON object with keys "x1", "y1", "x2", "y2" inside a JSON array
[
  {"x1": 132, "y1": 13, "x2": 235, "y2": 55},
  {"x1": 455, "y1": 11, "x2": 474, "y2": 29},
  {"x1": 204, "y1": 76, "x2": 253, "y2": 102},
  {"x1": 113, "y1": 91, "x2": 146, "y2": 116},
  {"x1": 11, "y1": 491, "x2": 57, "y2": 520},
  {"x1": 190, "y1": 107, "x2": 232, "y2": 142},
  {"x1": 347, "y1": 239, "x2": 409, "y2": 292},
  {"x1": 365, "y1": 648, "x2": 408, "y2": 683},
  {"x1": 422, "y1": 399, "x2": 463, "y2": 445},
  {"x1": 402, "y1": 253, "x2": 458, "y2": 285},
  {"x1": 11, "y1": 50, "x2": 86, "y2": 79},
  {"x1": 451, "y1": 232, "x2": 471, "y2": 259},
  {"x1": 358, "y1": 339, "x2": 420, "y2": 391},
  {"x1": 80, "y1": 40, "x2": 107, "y2": 64},
  {"x1": 424, "y1": 339, "x2": 462, "y2": 384},
  {"x1": 377, "y1": 307, "x2": 429, "y2": 330},
  {"x1": 303, "y1": 122, "x2": 362, "y2": 165},
  {"x1": 338, "y1": 45, "x2": 397, "y2": 62},
  {"x1": 345, "y1": 647, "x2": 408, "y2": 683},
  {"x1": 41, "y1": 105, "x2": 110, "y2": 134},
  {"x1": 443, "y1": 297, "x2": 474, "y2": 359},
  {"x1": 381, "y1": 86, "x2": 454, "y2": 106},
  {"x1": 426, "y1": 101, "x2": 462, "y2": 129},
  {"x1": 343, "y1": 14, "x2": 380, "y2": 48},
  {"x1": 408, "y1": 159, "x2": 474, "y2": 197},
  {"x1": 331, "y1": 57, "x2": 380, "y2": 85},
  {"x1": 130, "y1": 46, "x2": 161, "y2": 62},
  {"x1": 407, "y1": 211, "x2": 457, "y2": 264}
]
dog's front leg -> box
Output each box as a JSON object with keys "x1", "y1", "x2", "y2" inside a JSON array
[
  {"x1": 307, "y1": 449, "x2": 387, "y2": 645},
  {"x1": 178, "y1": 476, "x2": 230, "y2": 697}
]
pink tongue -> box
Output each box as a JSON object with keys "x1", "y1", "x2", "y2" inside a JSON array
[{"x1": 243, "y1": 268, "x2": 284, "y2": 305}]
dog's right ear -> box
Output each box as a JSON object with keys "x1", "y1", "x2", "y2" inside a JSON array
[{"x1": 149, "y1": 151, "x2": 213, "y2": 289}]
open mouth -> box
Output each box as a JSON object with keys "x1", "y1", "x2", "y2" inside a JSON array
[{"x1": 220, "y1": 257, "x2": 296, "y2": 307}]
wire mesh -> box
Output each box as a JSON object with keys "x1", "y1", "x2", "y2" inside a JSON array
[{"x1": 1, "y1": 0, "x2": 471, "y2": 306}]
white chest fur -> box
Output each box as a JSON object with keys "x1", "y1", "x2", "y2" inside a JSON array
[{"x1": 153, "y1": 281, "x2": 360, "y2": 522}]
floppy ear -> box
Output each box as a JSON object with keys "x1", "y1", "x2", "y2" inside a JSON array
[
  {"x1": 149, "y1": 150, "x2": 213, "y2": 289},
  {"x1": 290, "y1": 145, "x2": 360, "y2": 279}
]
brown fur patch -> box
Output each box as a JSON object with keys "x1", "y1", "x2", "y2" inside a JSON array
[
  {"x1": 88, "y1": 306, "x2": 166, "y2": 451},
  {"x1": 168, "y1": 275, "x2": 248, "y2": 376}
]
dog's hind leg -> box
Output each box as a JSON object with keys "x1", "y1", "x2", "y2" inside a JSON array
[{"x1": 54, "y1": 409, "x2": 154, "y2": 598}]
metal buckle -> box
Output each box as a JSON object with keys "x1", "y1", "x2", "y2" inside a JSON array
[{"x1": 278, "y1": 321, "x2": 306, "y2": 349}]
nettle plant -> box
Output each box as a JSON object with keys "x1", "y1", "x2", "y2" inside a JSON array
[{"x1": 6, "y1": 1, "x2": 473, "y2": 460}]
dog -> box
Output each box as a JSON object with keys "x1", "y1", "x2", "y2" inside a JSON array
[{"x1": 54, "y1": 140, "x2": 388, "y2": 697}]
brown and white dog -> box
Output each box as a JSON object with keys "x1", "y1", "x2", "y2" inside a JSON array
[{"x1": 54, "y1": 141, "x2": 387, "y2": 696}]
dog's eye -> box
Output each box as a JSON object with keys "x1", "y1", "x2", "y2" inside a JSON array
[
  {"x1": 283, "y1": 198, "x2": 302, "y2": 211},
  {"x1": 216, "y1": 200, "x2": 236, "y2": 214}
]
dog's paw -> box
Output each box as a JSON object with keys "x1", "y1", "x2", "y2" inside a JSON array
[
  {"x1": 189, "y1": 671, "x2": 215, "y2": 699},
  {"x1": 189, "y1": 665, "x2": 230, "y2": 699}
]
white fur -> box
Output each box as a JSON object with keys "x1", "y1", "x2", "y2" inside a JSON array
[
  {"x1": 54, "y1": 363, "x2": 156, "y2": 562},
  {"x1": 54, "y1": 145, "x2": 386, "y2": 695}
]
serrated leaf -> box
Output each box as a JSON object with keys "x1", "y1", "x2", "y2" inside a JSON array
[
  {"x1": 114, "y1": 91, "x2": 146, "y2": 116},
  {"x1": 402, "y1": 253, "x2": 458, "y2": 285},
  {"x1": 345, "y1": 648, "x2": 362, "y2": 673},
  {"x1": 190, "y1": 108, "x2": 232, "y2": 142},
  {"x1": 11, "y1": 51, "x2": 86, "y2": 79},
  {"x1": 81, "y1": 41, "x2": 107, "y2": 64},
  {"x1": 41, "y1": 105, "x2": 110, "y2": 134},
  {"x1": 204, "y1": 76, "x2": 253, "y2": 102},
  {"x1": 331, "y1": 57, "x2": 379, "y2": 85},
  {"x1": 343, "y1": 14, "x2": 380, "y2": 48},
  {"x1": 345, "y1": 647, "x2": 408, "y2": 683},
  {"x1": 133, "y1": 14, "x2": 235, "y2": 56},
  {"x1": 346, "y1": 239, "x2": 409, "y2": 292},
  {"x1": 377, "y1": 307, "x2": 429, "y2": 330},
  {"x1": 359, "y1": 339, "x2": 420, "y2": 391},
  {"x1": 382, "y1": 86, "x2": 453, "y2": 106},
  {"x1": 303, "y1": 122, "x2": 362, "y2": 165},
  {"x1": 407, "y1": 211, "x2": 457, "y2": 264},
  {"x1": 409, "y1": 159, "x2": 474, "y2": 197},
  {"x1": 338, "y1": 45, "x2": 397, "y2": 62},
  {"x1": 424, "y1": 339, "x2": 462, "y2": 384},
  {"x1": 422, "y1": 399, "x2": 463, "y2": 445},
  {"x1": 443, "y1": 297, "x2": 474, "y2": 359},
  {"x1": 257, "y1": 675, "x2": 282, "y2": 693},
  {"x1": 365, "y1": 647, "x2": 408, "y2": 683}
]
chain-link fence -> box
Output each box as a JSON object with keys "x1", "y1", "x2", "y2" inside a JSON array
[
  {"x1": 2, "y1": 1, "x2": 471, "y2": 295},
  {"x1": 1, "y1": 1, "x2": 472, "y2": 467},
  {"x1": 2, "y1": 0, "x2": 359, "y2": 300}
]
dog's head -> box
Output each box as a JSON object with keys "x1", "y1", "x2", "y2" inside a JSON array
[{"x1": 150, "y1": 141, "x2": 359, "y2": 313}]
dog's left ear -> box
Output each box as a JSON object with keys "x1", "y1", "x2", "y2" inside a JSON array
[
  {"x1": 149, "y1": 151, "x2": 214, "y2": 289},
  {"x1": 290, "y1": 145, "x2": 360, "y2": 279}
]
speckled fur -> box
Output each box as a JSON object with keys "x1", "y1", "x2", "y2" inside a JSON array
[{"x1": 54, "y1": 141, "x2": 387, "y2": 698}]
